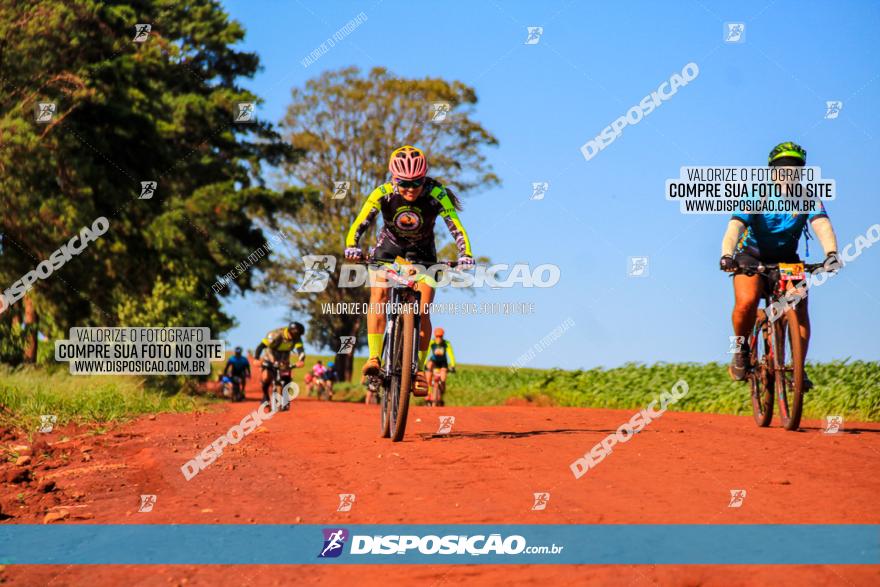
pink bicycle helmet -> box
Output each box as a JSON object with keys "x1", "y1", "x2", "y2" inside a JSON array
[{"x1": 388, "y1": 145, "x2": 428, "y2": 180}]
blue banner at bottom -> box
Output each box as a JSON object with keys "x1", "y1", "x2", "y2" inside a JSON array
[{"x1": 0, "y1": 524, "x2": 877, "y2": 565}]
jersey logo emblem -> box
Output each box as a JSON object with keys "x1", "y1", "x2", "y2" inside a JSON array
[{"x1": 394, "y1": 210, "x2": 422, "y2": 231}]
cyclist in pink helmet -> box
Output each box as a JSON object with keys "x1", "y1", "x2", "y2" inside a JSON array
[{"x1": 344, "y1": 145, "x2": 474, "y2": 395}]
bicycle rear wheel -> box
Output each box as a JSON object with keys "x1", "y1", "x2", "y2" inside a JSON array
[
  {"x1": 389, "y1": 306, "x2": 414, "y2": 442},
  {"x1": 749, "y1": 310, "x2": 774, "y2": 427},
  {"x1": 774, "y1": 310, "x2": 805, "y2": 431}
]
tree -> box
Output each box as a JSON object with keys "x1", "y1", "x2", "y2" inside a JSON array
[
  {"x1": 271, "y1": 66, "x2": 499, "y2": 380},
  {"x1": 0, "y1": 1, "x2": 302, "y2": 363}
]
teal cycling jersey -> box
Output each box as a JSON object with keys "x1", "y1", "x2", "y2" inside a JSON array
[{"x1": 732, "y1": 203, "x2": 828, "y2": 261}]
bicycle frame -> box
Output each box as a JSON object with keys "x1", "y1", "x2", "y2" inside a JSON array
[
  {"x1": 379, "y1": 274, "x2": 422, "y2": 383},
  {"x1": 360, "y1": 255, "x2": 458, "y2": 441},
  {"x1": 736, "y1": 261, "x2": 824, "y2": 430}
]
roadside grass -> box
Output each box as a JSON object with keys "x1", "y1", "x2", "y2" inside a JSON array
[
  {"x1": 295, "y1": 356, "x2": 880, "y2": 422},
  {"x1": 4, "y1": 356, "x2": 877, "y2": 431},
  {"x1": 0, "y1": 364, "x2": 214, "y2": 433}
]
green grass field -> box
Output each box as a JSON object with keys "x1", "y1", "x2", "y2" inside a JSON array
[
  {"x1": 2, "y1": 358, "x2": 878, "y2": 433},
  {"x1": 0, "y1": 364, "x2": 213, "y2": 434},
  {"x1": 298, "y1": 356, "x2": 880, "y2": 421},
  {"x1": 445, "y1": 360, "x2": 880, "y2": 422}
]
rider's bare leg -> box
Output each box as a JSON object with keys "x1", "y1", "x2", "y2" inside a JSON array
[
  {"x1": 413, "y1": 281, "x2": 435, "y2": 392},
  {"x1": 732, "y1": 273, "x2": 761, "y2": 338},
  {"x1": 367, "y1": 279, "x2": 389, "y2": 343},
  {"x1": 260, "y1": 366, "x2": 271, "y2": 401},
  {"x1": 437, "y1": 367, "x2": 448, "y2": 404},
  {"x1": 363, "y1": 272, "x2": 389, "y2": 379},
  {"x1": 416, "y1": 281, "x2": 435, "y2": 362},
  {"x1": 425, "y1": 360, "x2": 435, "y2": 401},
  {"x1": 794, "y1": 294, "x2": 810, "y2": 357}
]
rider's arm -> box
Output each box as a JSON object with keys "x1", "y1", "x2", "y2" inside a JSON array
[
  {"x1": 294, "y1": 341, "x2": 306, "y2": 362},
  {"x1": 345, "y1": 184, "x2": 388, "y2": 248},
  {"x1": 446, "y1": 341, "x2": 456, "y2": 368},
  {"x1": 810, "y1": 212, "x2": 838, "y2": 256},
  {"x1": 433, "y1": 186, "x2": 473, "y2": 257},
  {"x1": 223, "y1": 359, "x2": 233, "y2": 376},
  {"x1": 255, "y1": 340, "x2": 267, "y2": 360},
  {"x1": 721, "y1": 217, "x2": 747, "y2": 257}
]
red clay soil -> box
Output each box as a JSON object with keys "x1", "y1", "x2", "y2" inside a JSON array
[{"x1": 2, "y1": 364, "x2": 879, "y2": 586}]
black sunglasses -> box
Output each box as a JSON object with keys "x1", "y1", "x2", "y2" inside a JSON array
[{"x1": 396, "y1": 178, "x2": 425, "y2": 189}]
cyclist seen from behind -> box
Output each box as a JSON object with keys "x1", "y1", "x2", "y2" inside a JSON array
[
  {"x1": 344, "y1": 145, "x2": 474, "y2": 395},
  {"x1": 719, "y1": 141, "x2": 840, "y2": 383},
  {"x1": 255, "y1": 322, "x2": 306, "y2": 407}
]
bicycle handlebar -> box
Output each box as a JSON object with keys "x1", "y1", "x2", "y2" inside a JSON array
[
  {"x1": 729, "y1": 261, "x2": 827, "y2": 276},
  {"x1": 354, "y1": 256, "x2": 459, "y2": 268}
]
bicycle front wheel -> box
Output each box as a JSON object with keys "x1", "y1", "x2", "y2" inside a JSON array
[
  {"x1": 774, "y1": 310, "x2": 805, "y2": 431},
  {"x1": 749, "y1": 310, "x2": 774, "y2": 427},
  {"x1": 389, "y1": 306, "x2": 414, "y2": 442}
]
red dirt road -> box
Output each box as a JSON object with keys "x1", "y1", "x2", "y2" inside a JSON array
[{"x1": 2, "y1": 371, "x2": 879, "y2": 586}]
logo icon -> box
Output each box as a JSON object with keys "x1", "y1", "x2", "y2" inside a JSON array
[
  {"x1": 235, "y1": 102, "x2": 255, "y2": 123},
  {"x1": 39, "y1": 415, "x2": 57, "y2": 433},
  {"x1": 824, "y1": 415, "x2": 843, "y2": 434},
  {"x1": 337, "y1": 336, "x2": 356, "y2": 355},
  {"x1": 728, "y1": 489, "x2": 747, "y2": 508},
  {"x1": 824, "y1": 101, "x2": 843, "y2": 120},
  {"x1": 35, "y1": 102, "x2": 56, "y2": 124},
  {"x1": 724, "y1": 23, "x2": 745, "y2": 43},
  {"x1": 728, "y1": 335, "x2": 745, "y2": 354},
  {"x1": 139, "y1": 181, "x2": 157, "y2": 200},
  {"x1": 429, "y1": 102, "x2": 451, "y2": 122},
  {"x1": 530, "y1": 182, "x2": 550, "y2": 201},
  {"x1": 133, "y1": 24, "x2": 152, "y2": 43},
  {"x1": 525, "y1": 26, "x2": 544, "y2": 45},
  {"x1": 319, "y1": 528, "x2": 349, "y2": 558},
  {"x1": 628, "y1": 256, "x2": 649, "y2": 277},
  {"x1": 297, "y1": 255, "x2": 336, "y2": 293},
  {"x1": 337, "y1": 494, "x2": 356, "y2": 512},
  {"x1": 531, "y1": 492, "x2": 550, "y2": 511},
  {"x1": 437, "y1": 416, "x2": 455, "y2": 435},
  {"x1": 332, "y1": 181, "x2": 350, "y2": 199},
  {"x1": 138, "y1": 494, "x2": 157, "y2": 512}
]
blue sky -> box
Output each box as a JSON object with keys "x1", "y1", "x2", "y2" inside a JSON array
[{"x1": 221, "y1": 0, "x2": 879, "y2": 369}]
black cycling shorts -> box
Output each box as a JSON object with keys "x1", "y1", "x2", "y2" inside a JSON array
[{"x1": 373, "y1": 237, "x2": 437, "y2": 265}]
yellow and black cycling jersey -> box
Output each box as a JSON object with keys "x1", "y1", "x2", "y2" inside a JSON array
[
  {"x1": 255, "y1": 328, "x2": 305, "y2": 364},
  {"x1": 346, "y1": 178, "x2": 472, "y2": 262},
  {"x1": 428, "y1": 339, "x2": 455, "y2": 369}
]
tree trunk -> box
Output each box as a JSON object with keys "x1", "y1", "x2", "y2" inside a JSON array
[
  {"x1": 336, "y1": 316, "x2": 361, "y2": 381},
  {"x1": 23, "y1": 294, "x2": 38, "y2": 363}
]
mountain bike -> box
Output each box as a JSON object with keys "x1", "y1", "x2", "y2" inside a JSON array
[
  {"x1": 266, "y1": 361, "x2": 294, "y2": 412},
  {"x1": 317, "y1": 377, "x2": 334, "y2": 401},
  {"x1": 425, "y1": 369, "x2": 448, "y2": 407},
  {"x1": 732, "y1": 261, "x2": 826, "y2": 431},
  {"x1": 219, "y1": 375, "x2": 245, "y2": 402},
  {"x1": 363, "y1": 255, "x2": 457, "y2": 441}
]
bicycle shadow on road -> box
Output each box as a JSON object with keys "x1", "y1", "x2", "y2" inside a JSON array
[
  {"x1": 796, "y1": 426, "x2": 880, "y2": 435},
  {"x1": 417, "y1": 427, "x2": 623, "y2": 441}
]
